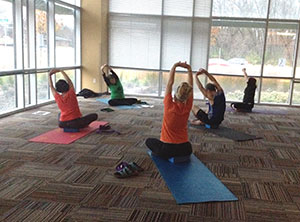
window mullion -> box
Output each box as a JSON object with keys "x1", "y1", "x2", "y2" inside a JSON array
[
  {"x1": 257, "y1": 0, "x2": 272, "y2": 104},
  {"x1": 15, "y1": 0, "x2": 25, "y2": 109}
]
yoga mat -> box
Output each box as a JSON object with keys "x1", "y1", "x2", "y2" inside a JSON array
[
  {"x1": 226, "y1": 106, "x2": 287, "y2": 115},
  {"x1": 148, "y1": 151, "x2": 238, "y2": 204},
  {"x1": 29, "y1": 121, "x2": 108, "y2": 144},
  {"x1": 96, "y1": 98, "x2": 153, "y2": 110},
  {"x1": 96, "y1": 98, "x2": 141, "y2": 110},
  {"x1": 190, "y1": 124, "x2": 262, "y2": 142}
]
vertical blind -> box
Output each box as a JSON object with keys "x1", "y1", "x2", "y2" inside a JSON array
[{"x1": 109, "y1": 0, "x2": 212, "y2": 71}]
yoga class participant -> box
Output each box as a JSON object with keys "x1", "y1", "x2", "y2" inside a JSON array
[
  {"x1": 231, "y1": 68, "x2": 257, "y2": 112},
  {"x1": 101, "y1": 64, "x2": 139, "y2": 106},
  {"x1": 145, "y1": 61, "x2": 193, "y2": 159},
  {"x1": 49, "y1": 69, "x2": 98, "y2": 129},
  {"x1": 192, "y1": 68, "x2": 226, "y2": 128}
]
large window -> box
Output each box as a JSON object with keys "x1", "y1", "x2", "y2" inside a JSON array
[
  {"x1": 209, "y1": 20, "x2": 265, "y2": 76},
  {"x1": 36, "y1": 0, "x2": 48, "y2": 68},
  {"x1": 109, "y1": 0, "x2": 300, "y2": 106},
  {"x1": 293, "y1": 83, "x2": 300, "y2": 105},
  {"x1": 0, "y1": 0, "x2": 14, "y2": 71},
  {"x1": 0, "y1": 75, "x2": 15, "y2": 113},
  {"x1": 55, "y1": 3, "x2": 75, "y2": 67},
  {"x1": 0, "y1": 0, "x2": 81, "y2": 115},
  {"x1": 117, "y1": 69, "x2": 159, "y2": 96},
  {"x1": 212, "y1": 0, "x2": 268, "y2": 18},
  {"x1": 263, "y1": 22, "x2": 297, "y2": 77},
  {"x1": 109, "y1": 0, "x2": 212, "y2": 98}
]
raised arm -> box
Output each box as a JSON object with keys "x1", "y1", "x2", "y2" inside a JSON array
[
  {"x1": 242, "y1": 68, "x2": 248, "y2": 81},
  {"x1": 205, "y1": 70, "x2": 223, "y2": 92},
  {"x1": 48, "y1": 69, "x2": 57, "y2": 96},
  {"x1": 60, "y1": 70, "x2": 74, "y2": 89},
  {"x1": 101, "y1": 64, "x2": 111, "y2": 86},
  {"x1": 195, "y1": 69, "x2": 208, "y2": 97},
  {"x1": 165, "y1": 61, "x2": 180, "y2": 95},
  {"x1": 109, "y1": 68, "x2": 119, "y2": 81},
  {"x1": 178, "y1": 62, "x2": 193, "y2": 86}
]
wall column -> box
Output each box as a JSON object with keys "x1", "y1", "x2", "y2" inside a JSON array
[{"x1": 81, "y1": 0, "x2": 108, "y2": 92}]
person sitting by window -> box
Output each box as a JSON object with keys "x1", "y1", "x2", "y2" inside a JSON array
[
  {"x1": 145, "y1": 61, "x2": 193, "y2": 159},
  {"x1": 231, "y1": 68, "x2": 257, "y2": 112},
  {"x1": 191, "y1": 68, "x2": 226, "y2": 128},
  {"x1": 49, "y1": 69, "x2": 98, "y2": 129},
  {"x1": 100, "y1": 64, "x2": 139, "y2": 106}
]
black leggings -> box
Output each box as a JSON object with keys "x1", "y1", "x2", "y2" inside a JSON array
[
  {"x1": 196, "y1": 109, "x2": 221, "y2": 126},
  {"x1": 108, "y1": 98, "x2": 137, "y2": 106},
  {"x1": 231, "y1": 102, "x2": 253, "y2": 112},
  {"x1": 59, "y1": 113, "x2": 98, "y2": 129},
  {"x1": 145, "y1": 138, "x2": 192, "y2": 159}
]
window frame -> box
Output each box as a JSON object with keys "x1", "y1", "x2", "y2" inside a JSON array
[
  {"x1": 108, "y1": 0, "x2": 300, "y2": 107},
  {"x1": 0, "y1": 0, "x2": 81, "y2": 116}
]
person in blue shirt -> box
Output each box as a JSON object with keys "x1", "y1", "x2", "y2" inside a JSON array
[{"x1": 191, "y1": 68, "x2": 226, "y2": 128}]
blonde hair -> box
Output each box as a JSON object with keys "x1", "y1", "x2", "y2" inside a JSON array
[{"x1": 175, "y1": 82, "x2": 193, "y2": 103}]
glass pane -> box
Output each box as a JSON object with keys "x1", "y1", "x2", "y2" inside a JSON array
[
  {"x1": 295, "y1": 37, "x2": 300, "y2": 79},
  {"x1": 192, "y1": 18, "x2": 210, "y2": 71},
  {"x1": 292, "y1": 83, "x2": 300, "y2": 105},
  {"x1": 24, "y1": 74, "x2": 30, "y2": 106},
  {"x1": 60, "y1": 0, "x2": 79, "y2": 6},
  {"x1": 109, "y1": 15, "x2": 161, "y2": 69},
  {"x1": 161, "y1": 18, "x2": 192, "y2": 70},
  {"x1": 162, "y1": 72, "x2": 205, "y2": 99},
  {"x1": 263, "y1": 22, "x2": 297, "y2": 77},
  {"x1": 37, "y1": 72, "x2": 49, "y2": 103},
  {"x1": 110, "y1": 0, "x2": 162, "y2": 15},
  {"x1": 214, "y1": 76, "x2": 259, "y2": 102},
  {"x1": 24, "y1": 73, "x2": 36, "y2": 107},
  {"x1": 36, "y1": 0, "x2": 48, "y2": 68},
  {"x1": 212, "y1": 0, "x2": 268, "y2": 18},
  {"x1": 209, "y1": 20, "x2": 265, "y2": 76},
  {"x1": 114, "y1": 69, "x2": 159, "y2": 96},
  {"x1": 0, "y1": 75, "x2": 16, "y2": 113},
  {"x1": 0, "y1": 0, "x2": 14, "y2": 70},
  {"x1": 163, "y1": 0, "x2": 193, "y2": 17},
  {"x1": 55, "y1": 69, "x2": 76, "y2": 89},
  {"x1": 55, "y1": 4, "x2": 75, "y2": 67},
  {"x1": 23, "y1": 1, "x2": 29, "y2": 69},
  {"x1": 260, "y1": 79, "x2": 290, "y2": 104},
  {"x1": 269, "y1": 0, "x2": 300, "y2": 20},
  {"x1": 195, "y1": 0, "x2": 212, "y2": 17}
]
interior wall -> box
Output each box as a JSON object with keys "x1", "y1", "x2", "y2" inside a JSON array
[{"x1": 81, "y1": 0, "x2": 108, "y2": 92}]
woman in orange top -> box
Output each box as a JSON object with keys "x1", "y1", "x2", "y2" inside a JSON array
[
  {"x1": 145, "y1": 62, "x2": 193, "y2": 158},
  {"x1": 48, "y1": 69, "x2": 98, "y2": 129}
]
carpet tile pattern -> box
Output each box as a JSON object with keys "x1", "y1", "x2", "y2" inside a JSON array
[{"x1": 0, "y1": 96, "x2": 300, "y2": 221}]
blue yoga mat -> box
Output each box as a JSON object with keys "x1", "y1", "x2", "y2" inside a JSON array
[
  {"x1": 96, "y1": 98, "x2": 142, "y2": 110},
  {"x1": 148, "y1": 151, "x2": 238, "y2": 204}
]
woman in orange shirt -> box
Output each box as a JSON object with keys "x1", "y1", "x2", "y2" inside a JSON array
[
  {"x1": 48, "y1": 69, "x2": 98, "y2": 129},
  {"x1": 145, "y1": 62, "x2": 193, "y2": 159}
]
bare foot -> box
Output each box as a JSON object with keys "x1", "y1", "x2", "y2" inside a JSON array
[{"x1": 190, "y1": 119, "x2": 204, "y2": 126}]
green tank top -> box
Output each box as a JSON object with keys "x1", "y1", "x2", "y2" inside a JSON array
[{"x1": 109, "y1": 80, "x2": 125, "y2": 99}]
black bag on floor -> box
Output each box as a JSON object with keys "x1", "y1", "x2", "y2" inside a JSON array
[{"x1": 76, "y1": 88, "x2": 102, "y2": 98}]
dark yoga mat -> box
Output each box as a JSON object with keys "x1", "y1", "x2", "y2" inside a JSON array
[
  {"x1": 226, "y1": 106, "x2": 287, "y2": 115},
  {"x1": 190, "y1": 124, "x2": 262, "y2": 142},
  {"x1": 148, "y1": 151, "x2": 238, "y2": 204}
]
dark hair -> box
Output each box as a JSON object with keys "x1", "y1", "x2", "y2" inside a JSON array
[
  {"x1": 55, "y1": 80, "x2": 69, "y2": 93},
  {"x1": 248, "y1": 77, "x2": 257, "y2": 87},
  {"x1": 205, "y1": 83, "x2": 217, "y2": 92}
]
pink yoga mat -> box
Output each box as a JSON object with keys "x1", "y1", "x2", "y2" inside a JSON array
[{"x1": 29, "y1": 121, "x2": 108, "y2": 144}]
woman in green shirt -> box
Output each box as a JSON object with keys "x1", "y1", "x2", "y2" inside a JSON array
[{"x1": 101, "y1": 64, "x2": 138, "y2": 106}]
